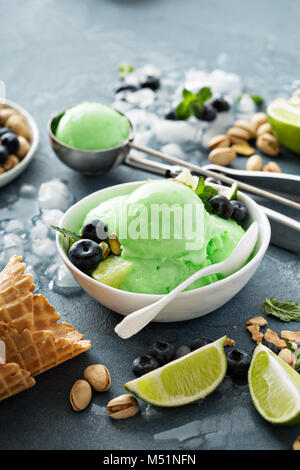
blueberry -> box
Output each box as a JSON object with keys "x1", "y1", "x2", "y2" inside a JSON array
[
  {"x1": 149, "y1": 341, "x2": 175, "y2": 365},
  {"x1": 81, "y1": 219, "x2": 107, "y2": 243},
  {"x1": 209, "y1": 194, "x2": 233, "y2": 219},
  {"x1": 231, "y1": 201, "x2": 249, "y2": 223},
  {"x1": 211, "y1": 97, "x2": 230, "y2": 112},
  {"x1": 164, "y1": 110, "x2": 177, "y2": 120},
  {"x1": 226, "y1": 349, "x2": 251, "y2": 379},
  {"x1": 262, "y1": 338, "x2": 280, "y2": 355},
  {"x1": 1, "y1": 132, "x2": 19, "y2": 154},
  {"x1": 141, "y1": 76, "x2": 160, "y2": 91},
  {"x1": 69, "y1": 239, "x2": 102, "y2": 274},
  {"x1": 196, "y1": 104, "x2": 217, "y2": 121},
  {"x1": 116, "y1": 84, "x2": 139, "y2": 94},
  {"x1": 0, "y1": 144, "x2": 8, "y2": 164},
  {"x1": 175, "y1": 345, "x2": 191, "y2": 359},
  {"x1": 191, "y1": 337, "x2": 213, "y2": 351},
  {"x1": 132, "y1": 355, "x2": 159, "y2": 377},
  {"x1": 0, "y1": 127, "x2": 11, "y2": 138}
]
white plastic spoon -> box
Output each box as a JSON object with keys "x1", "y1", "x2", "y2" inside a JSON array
[{"x1": 115, "y1": 221, "x2": 258, "y2": 339}]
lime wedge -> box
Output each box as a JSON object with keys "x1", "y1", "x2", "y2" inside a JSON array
[
  {"x1": 219, "y1": 183, "x2": 238, "y2": 201},
  {"x1": 125, "y1": 336, "x2": 227, "y2": 407},
  {"x1": 91, "y1": 256, "x2": 132, "y2": 288},
  {"x1": 267, "y1": 99, "x2": 300, "y2": 154},
  {"x1": 248, "y1": 344, "x2": 300, "y2": 425}
]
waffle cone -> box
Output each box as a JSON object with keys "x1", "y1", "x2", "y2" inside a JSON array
[
  {"x1": 0, "y1": 256, "x2": 91, "y2": 401},
  {"x1": 0, "y1": 362, "x2": 35, "y2": 401}
]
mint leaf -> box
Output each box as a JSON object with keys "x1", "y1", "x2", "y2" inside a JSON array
[
  {"x1": 284, "y1": 339, "x2": 296, "y2": 353},
  {"x1": 295, "y1": 350, "x2": 300, "y2": 373},
  {"x1": 196, "y1": 86, "x2": 212, "y2": 104},
  {"x1": 176, "y1": 87, "x2": 212, "y2": 120},
  {"x1": 194, "y1": 177, "x2": 218, "y2": 212},
  {"x1": 50, "y1": 225, "x2": 81, "y2": 240},
  {"x1": 118, "y1": 62, "x2": 135, "y2": 79},
  {"x1": 262, "y1": 297, "x2": 300, "y2": 322}
]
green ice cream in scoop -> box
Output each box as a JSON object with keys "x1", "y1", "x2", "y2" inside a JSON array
[
  {"x1": 55, "y1": 102, "x2": 130, "y2": 150},
  {"x1": 82, "y1": 180, "x2": 245, "y2": 294}
]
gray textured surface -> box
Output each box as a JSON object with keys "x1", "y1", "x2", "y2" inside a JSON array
[{"x1": 0, "y1": 0, "x2": 300, "y2": 450}]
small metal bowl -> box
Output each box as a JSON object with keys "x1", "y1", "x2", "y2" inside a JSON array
[{"x1": 48, "y1": 105, "x2": 134, "y2": 175}]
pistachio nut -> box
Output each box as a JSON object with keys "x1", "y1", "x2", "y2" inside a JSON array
[
  {"x1": 246, "y1": 154, "x2": 264, "y2": 171},
  {"x1": 263, "y1": 161, "x2": 281, "y2": 173},
  {"x1": 256, "y1": 122, "x2": 272, "y2": 137},
  {"x1": 108, "y1": 233, "x2": 121, "y2": 255},
  {"x1": 251, "y1": 112, "x2": 268, "y2": 131},
  {"x1": 107, "y1": 394, "x2": 138, "y2": 420},
  {"x1": 5, "y1": 114, "x2": 32, "y2": 141},
  {"x1": 100, "y1": 241, "x2": 111, "y2": 260},
  {"x1": 17, "y1": 136, "x2": 30, "y2": 159},
  {"x1": 0, "y1": 108, "x2": 15, "y2": 125},
  {"x1": 227, "y1": 127, "x2": 251, "y2": 144},
  {"x1": 208, "y1": 147, "x2": 236, "y2": 166},
  {"x1": 207, "y1": 134, "x2": 230, "y2": 150},
  {"x1": 278, "y1": 348, "x2": 296, "y2": 368},
  {"x1": 3, "y1": 155, "x2": 19, "y2": 171},
  {"x1": 256, "y1": 134, "x2": 280, "y2": 156},
  {"x1": 231, "y1": 143, "x2": 255, "y2": 156},
  {"x1": 70, "y1": 379, "x2": 92, "y2": 412},
  {"x1": 234, "y1": 120, "x2": 256, "y2": 139},
  {"x1": 293, "y1": 436, "x2": 300, "y2": 451},
  {"x1": 84, "y1": 364, "x2": 111, "y2": 392}
]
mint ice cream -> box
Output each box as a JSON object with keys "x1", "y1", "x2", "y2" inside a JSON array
[{"x1": 55, "y1": 102, "x2": 130, "y2": 150}]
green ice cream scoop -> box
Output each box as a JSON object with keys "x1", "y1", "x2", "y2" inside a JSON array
[
  {"x1": 55, "y1": 102, "x2": 131, "y2": 150},
  {"x1": 82, "y1": 180, "x2": 245, "y2": 295}
]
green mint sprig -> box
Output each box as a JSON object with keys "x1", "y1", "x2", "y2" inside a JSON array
[
  {"x1": 194, "y1": 177, "x2": 218, "y2": 213},
  {"x1": 262, "y1": 297, "x2": 300, "y2": 322},
  {"x1": 50, "y1": 225, "x2": 81, "y2": 240},
  {"x1": 176, "y1": 87, "x2": 212, "y2": 120},
  {"x1": 284, "y1": 339, "x2": 296, "y2": 353},
  {"x1": 118, "y1": 62, "x2": 135, "y2": 79}
]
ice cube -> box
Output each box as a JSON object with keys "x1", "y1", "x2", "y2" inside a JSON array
[
  {"x1": 236, "y1": 94, "x2": 256, "y2": 117},
  {"x1": 52, "y1": 264, "x2": 81, "y2": 295},
  {"x1": 5, "y1": 219, "x2": 25, "y2": 233},
  {"x1": 153, "y1": 119, "x2": 199, "y2": 144},
  {"x1": 112, "y1": 99, "x2": 132, "y2": 114},
  {"x1": 202, "y1": 111, "x2": 234, "y2": 148},
  {"x1": 19, "y1": 184, "x2": 37, "y2": 199},
  {"x1": 3, "y1": 233, "x2": 23, "y2": 249},
  {"x1": 24, "y1": 253, "x2": 40, "y2": 267},
  {"x1": 126, "y1": 109, "x2": 158, "y2": 130},
  {"x1": 38, "y1": 179, "x2": 73, "y2": 211},
  {"x1": 31, "y1": 220, "x2": 48, "y2": 239},
  {"x1": 32, "y1": 238, "x2": 56, "y2": 257},
  {"x1": 160, "y1": 143, "x2": 185, "y2": 159},
  {"x1": 126, "y1": 88, "x2": 155, "y2": 108},
  {"x1": 134, "y1": 131, "x2": 152, "y2": 147},
  {"x1": 41, "y1": 209, "x2": 64, "y2": 227}
]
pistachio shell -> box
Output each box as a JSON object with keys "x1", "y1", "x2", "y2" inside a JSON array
[
  {"x1": 227, "y1": 127, "x2": 251, "y2": 144},
  {"x1": 70, "y1": 379, "x2": 92, "y2": 411},
  {"x1": 207, "y1": 134, "x2": 230, "y2": 150},
  {"x1": 5, "y1": 114, "x2": 32, "y2": 141},
  {"x1": 234, "y1": 120, "x2": 256, "y2": 138},
  {"x1": 84, "y1": 364, "x2": 111, "y2": 392},
  {"x1": 108, "y1": 233, "x2": 121, "y2": 255},
  {"x1": 107, "y1": 394, "x2": 138, "y2": 420},
  {"x1": 256, "y1": 134, "x2": 280, "y2": 156},
  {"x1": 251, "y1": 112, "x2": 268, "y2": 131},
  {"x1": 208, "y1": 147, "x2": 236, "y2": 166},
  {"x1": 17, "y1": 136, "x2": 30, "y2": 159},
  {"x1": 246, "y1": 154, "x2": 264, "y2": 171}
]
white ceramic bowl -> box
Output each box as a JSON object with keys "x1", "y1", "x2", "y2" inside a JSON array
[
  {"x1": 0, "y1": 100, "x2": 39, "y2": 188},
  {"x1": 56, "y1": 181, "x2": 271, "y2": 322}
]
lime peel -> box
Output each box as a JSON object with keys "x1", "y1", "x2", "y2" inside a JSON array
[
  {"x1": 248, "y1": 343, "x2": 300, "y2": 425},
  {"x1": 125, "y1": 336, "x2": 227, "y2": 407}
]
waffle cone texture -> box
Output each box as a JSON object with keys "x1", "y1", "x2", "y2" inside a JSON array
[{"x1": 0, "y1": 256, "x2": 91, "y2": 401}]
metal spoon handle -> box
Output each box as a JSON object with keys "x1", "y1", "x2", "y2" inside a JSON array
[{"x1": 129, "y1": 142, "x2": 300, "y2": 211}]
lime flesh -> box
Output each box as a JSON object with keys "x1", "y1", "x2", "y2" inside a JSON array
[
  {"x1": 248, "y1": 344, "x2": 300, "y2": 425},
  {"x1": 125, "y1": 336, "x2": 227, "y2": 407},
  {"x1": 267, "y1": 99, "x2": 300, "y2": 154},
  {"x1": 91, "y1": 256, "x2": 132, "y2": 288},
  {"x1": 219, "y1": 183, "x2": 238, "y2": 201}
]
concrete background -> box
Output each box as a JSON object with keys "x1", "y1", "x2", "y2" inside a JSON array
[{"x1": 0, "y1": 0, "x2": 299, "y2": 450}]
